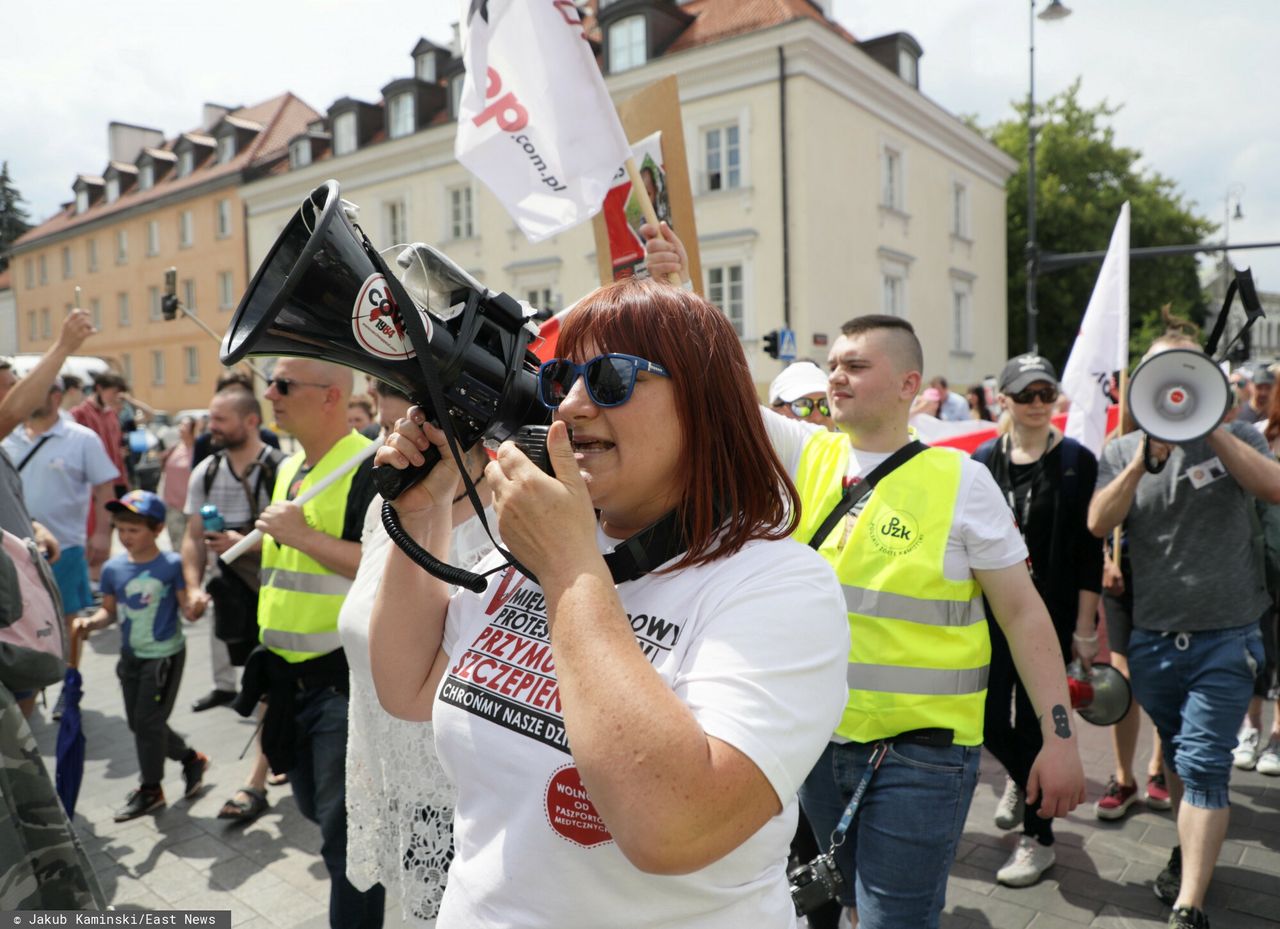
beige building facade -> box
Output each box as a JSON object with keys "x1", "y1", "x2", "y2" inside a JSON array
[
  {"x1": 240, "y1": 1, "x2": 1015, "y2": 392},
  {"x1": 8, "y1": 96, "x2": 319, "y2": 412}
]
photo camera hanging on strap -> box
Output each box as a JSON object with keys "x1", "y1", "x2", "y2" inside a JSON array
[{"x1": 219, "y1": 179, "x2": 690, "y2": 591}]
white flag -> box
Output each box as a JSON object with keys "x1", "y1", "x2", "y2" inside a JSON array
[
  {"x1": 455, "y1": 0, "x2": 632, "y2": 243},
  {"x1": 1063, "y1": 202, "x2": 1130, "y2": 455}
]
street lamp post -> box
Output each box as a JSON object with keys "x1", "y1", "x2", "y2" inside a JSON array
[{"x1": 1025, "y1": 0, "x2": 1072, "y2": 354}]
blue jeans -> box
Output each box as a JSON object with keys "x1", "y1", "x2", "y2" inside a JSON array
[
  {"x1": 799, "y1": 739, "x2": 980, "y2": 929},
  {"x1": 291, "y1": 686, "x2": 385, "y2": 929},
  {"x1": 1128, "y1": 622, "x2": 1264, "y2": 810}
]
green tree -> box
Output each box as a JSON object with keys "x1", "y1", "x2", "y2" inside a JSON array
[
  {"x1": 987, "y1": 81, "x2": 1214, "y2": 368},
  {"x1": 0, "y1": 161, "x2": 32, "y2": 274}
]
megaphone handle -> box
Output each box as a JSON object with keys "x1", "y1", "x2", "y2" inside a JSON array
[
  {"x1": 1142, "y1": 435, "x2": 1168, "y2": 474},
  {"x1": 373, "y1": 447, "x2": 443, "y2": 501}
]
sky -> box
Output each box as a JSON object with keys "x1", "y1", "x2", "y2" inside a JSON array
[{"x1": 4, "y1": 0, "x2": 1278, "y2": 290}]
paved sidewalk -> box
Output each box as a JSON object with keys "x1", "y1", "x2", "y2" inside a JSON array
[{"x1": 27, "y1": 614, "x2": 1280, "y2": 927}]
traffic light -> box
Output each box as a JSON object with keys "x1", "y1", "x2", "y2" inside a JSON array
[{"x1": 763, "y1": 329, "x2": 780, "y2": 359}]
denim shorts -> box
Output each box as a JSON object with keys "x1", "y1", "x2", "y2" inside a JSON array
[
  {"x1": 1128, "y1": 621, "x2": 1264, "y2": 810},
  {"x1": 50, "y1": 545, "x2": 93, "y2": 615},
  {"x1": 799, "y1": 738, "x2": 980, "y2": 929}
]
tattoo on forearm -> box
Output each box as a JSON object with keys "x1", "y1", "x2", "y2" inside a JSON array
[{"x1": 1051, "y1": 704, "x2": 1071, "y2": 739}]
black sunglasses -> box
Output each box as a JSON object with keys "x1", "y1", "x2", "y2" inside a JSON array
[
  {"x1": 266, "y1": 377, "x2": 331, "y2": 396},
  {"x1": 537, "y1": 353, "x2": 670, "y2": 409},
  {"x1": 1010, "y1": 386, "x2": 1058, "y2": 405}
]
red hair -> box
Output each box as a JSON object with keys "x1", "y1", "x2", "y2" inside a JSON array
[{"x1": 559, "y1": 277, "x2": 799, "y2": 570}]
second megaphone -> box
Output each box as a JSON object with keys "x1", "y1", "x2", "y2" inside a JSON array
[
  {"x1": 1067, "y1": 661, "x2": 1132, "y2": 727},
  {"x1": 1127, "y1": 348, "x2": 1231, "y2": 444}
]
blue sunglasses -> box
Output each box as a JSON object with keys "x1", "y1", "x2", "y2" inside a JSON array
[{"x1": 537, "y1": 353, "x2": 670, "y2": 409}]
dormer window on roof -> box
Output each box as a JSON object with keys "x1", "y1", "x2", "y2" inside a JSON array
[
  {"x1": 217, "y1": 133, "x2": 236, "y2": 164},
  {"x1": 416, "y1": 52, "x2": 436, "y2": 83},
  {"x1": 290, "y1": 138, "x2": 312, "y2": 169},
  {"x1": 76, "y1": 189, "x2": 89, "y2": 215},
  {"x1": 178, "y1": 148, "x2": 195, "y2": 178},
  {"x1": 609, "y1": 15, "x2": 647, "y2": 72},
  {"x1": 389, "y1": 93, "x2": 415, "y2": 140},
  {"x1": 449, "y1": 74, "x2": 464, "y2": 119},
  {"x1": 333, "y1": 112, "x2": 357, "y2": 156},
  {"x1": 106, "y1": 177, "x2": 120, "y2": 204},
  {"x1": 139, "y1": 163, "x2": 154, "y2": 191}
]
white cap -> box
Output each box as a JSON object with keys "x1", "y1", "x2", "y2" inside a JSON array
[{"x1": 768, "y1": 362, "x2": 830, "y2": 405}]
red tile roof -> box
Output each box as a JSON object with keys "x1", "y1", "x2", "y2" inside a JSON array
[
  {"x1": 13, "y1": 92, "x2": 321, "y2": 249},
  {"x1": 666, "y1": 0, "x2": 856, "y2": 52}
]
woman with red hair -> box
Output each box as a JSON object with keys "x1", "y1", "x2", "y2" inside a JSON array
[{"x1": 369, "y1": 277, "x2": 849, "y2": 927}]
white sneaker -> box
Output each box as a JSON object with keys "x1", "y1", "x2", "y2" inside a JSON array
[
  {"x1": 1234, "y1": 727, "x2": 1260, "y2": 770},
  {"x1": 996, "y1": 835, "x2": 1055, "y2": 887},
  {"x1": 993, "y1": 776, "x2": 1025, "y2": 830},
  {"x1": 1257, "y1": 735, "x2": 1280, "y2": 776}
]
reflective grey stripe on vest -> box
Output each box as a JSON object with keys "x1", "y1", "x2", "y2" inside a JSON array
[
  {"x1": 261, "y1": 568, "x2": 353, "y2": 597},
  {"x1": 844, "y1": 585, "x2": 984, "y2": 628},
  {"x1": 848, "y1": 663, "x2": 989, "y2": 696},
  {"x1": 261, "y1": 628, "x2": 344, "y2": 654}
]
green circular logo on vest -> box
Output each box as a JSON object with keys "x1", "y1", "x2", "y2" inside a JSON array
[{"x1": 868, "y1": 508, "x2": 923, "y2": 556}]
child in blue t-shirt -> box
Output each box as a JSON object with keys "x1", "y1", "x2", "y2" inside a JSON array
[{"x1": 74, "y1": 490, "x2": 211, "y2": 822}]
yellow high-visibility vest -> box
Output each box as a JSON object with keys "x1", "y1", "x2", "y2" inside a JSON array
[
  {"x1": 794, "y1": 431, "x2": 990, "y2": 745},
  {"x1": 258, "y1": 432, "x2": 371, "y2": 664}
]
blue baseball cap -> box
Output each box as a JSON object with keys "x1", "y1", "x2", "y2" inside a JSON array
[{"x1": 106, "y1": 489, "x2": 167, "y2": 522}]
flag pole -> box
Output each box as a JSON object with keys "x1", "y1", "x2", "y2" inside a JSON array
[
  {"x1": 623, "y1": 157, "x2": 683, "y2": 286},
  {"x1": 1112, "y1": 366, "x2": 1129, "y2": 557}
]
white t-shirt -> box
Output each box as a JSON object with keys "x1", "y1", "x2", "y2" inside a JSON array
[
  {"x1": 432, "y1": 531, "x2": 850, "y2": 929},
  {"x1": 763, "y1": 410, "x2": 1028, "y2": 579}
]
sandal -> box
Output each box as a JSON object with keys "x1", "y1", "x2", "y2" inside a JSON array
[{"x1": 217, "y1": 787, "x2": 268, "y2": 823}]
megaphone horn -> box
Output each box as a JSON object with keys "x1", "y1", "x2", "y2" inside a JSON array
[
  {"x1": 1127, "y1": 348, "x2": 1230, "y2": 445},
  {"x1": 1067, "y1": 661, "x2": 1132, "y2": 727}
]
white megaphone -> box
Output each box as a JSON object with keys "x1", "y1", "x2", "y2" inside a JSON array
[{"x1": 1127, "y1": 348, "x2": 1231, "y2": 445}]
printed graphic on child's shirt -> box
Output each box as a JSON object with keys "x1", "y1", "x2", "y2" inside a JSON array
[
  {"x1": 439, "y1": 566, "x2": 685, "y2": 755},
  {"x1": 120, "y1": 570, "x2": 176, "y2": 653}
]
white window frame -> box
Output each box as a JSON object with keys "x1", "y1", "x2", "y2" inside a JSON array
[
  {"x1": 178, "y1": 148, "x2": 194, "y2": 178},
  {"x1": 705, "y1": 262, "x2": 746, "y2": 338},
  {"x1": 151, "y1": 349, "x2": 165, "y2": 386},
  {"x1": 61, "y1": 246, "x2": 72, "y2": 279},
  {"x1": 90, "y1": 298, "x2": 101, "y2": 329},
  {"x1": 38, "y1": 255, "x2": 47, "y2": 284},
  {"x1": 87, "y1": 239, "x2": 98, "y2": 272},
  {"x1": 183, "y1": 279, "x2": 196, "y2": 313},
  {"x1": 384, "y1": 198, "x2": 408, "y2": 245},
  {"x1": 416, "y1": 54, "x2": 436, "y2": 83},
  {"x1": 880, "y1": 141, "x2": 906, "y2": 212},
  {"x1": 703, "y1": 123, "x2": 742, "y2": 193},
  {"x1": 39, "y1": 308, "x2": 50, "y2": 340},
  {"x1": 138, "y1": 163, "x2": 154, "y2": 191},
  {"x1": 216, "y1": 199, "x2": 232, "y2": 239},
  {"x1": 696, "y1": 106, "x2": 751, "y2": 195},
  {"x1": 147, "y1": 220, "x2": 160, "y2": 256},
  {"x1": 950, "y1": 275, "x2": 974, "y2": 354},
  {"x1": 216, "y1": 133, "x2": 236, "y2": 164},
  {"x1": 879, "y1": 256, "x2": 910, "y2": 319},
  {"x1": 951, "y1": 179, "x2": 970, "y2": 240},
  {"x1": 609, "y1": 15, "x2": 646, "y2": 73},
  {"x1": 23, "y1": 259, "x2": 33, "y2": 288},
  {"x1": 115, "y1": 230, "x2": 128, "y2": 265},
  {"x1": 118, "y1": 292, "x2": 131, "y2": 327},
  {"x1": 75, "y1": 189, "x2": 89, "y2": 214},
  {"x1": 447, "y1": 183, "x2": 475, "y2": 240},
  {"x1": 105, "y1": 176, "x2": 120, "y2": 204},
  {"x1": 218, "y1": 271, "x2": 235, "y2": 310},
  {"x1": 389, "y1": 93, "x2": 415, "y2": 140},
  {"x1": 898, "y1": 48, "x2": 918, "y2": 86},
  {"x1": 185, "y1": 346, "x2": 200, "y2": 383},
  {"x1": 289, "y1": 139, "x2": 312, "y2": 169},
  {"x1": 333, "y1": 112, "x2": 358, "y2": 156},
  {"x1": 149, "y1": 285, "x2": 162, "y2": 321},
  {"x1": 179, "y1": 210, "x2": 194, "y2": 248}
]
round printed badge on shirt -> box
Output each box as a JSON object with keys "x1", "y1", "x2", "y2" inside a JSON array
[
  {"x1": 351, "y1": 272, "x2": 431, "y2": 361},
  {"x1": 545, "y1": 764, "x2": 613, "y2": 848},
  {"x1": 867, "y1": 507, "x2": 923, "y2": 557}
]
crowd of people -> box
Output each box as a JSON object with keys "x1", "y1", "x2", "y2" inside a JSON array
[{"x1": 0, "y1": 225, "x2": 1276, "y2": 929}]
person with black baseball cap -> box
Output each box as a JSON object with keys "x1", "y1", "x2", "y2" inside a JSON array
[{"x1": 971, "y1": 354, "x2": 1103, "y2": 887}]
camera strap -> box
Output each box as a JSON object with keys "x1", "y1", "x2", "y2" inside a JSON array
[
  {"x1": 828, "y1": 741, "x2": 890, "y2": 851},
  {"x1": 807, "y1": 441, "x2": 927, "y2": 550}
]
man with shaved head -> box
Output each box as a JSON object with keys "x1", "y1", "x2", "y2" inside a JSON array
[
  {"x1": 222, "y1": 357, "x2": 383, "y2": 928},
  {"x1": 761, "y1": 315, "x2": 1086, "y2": 926}
]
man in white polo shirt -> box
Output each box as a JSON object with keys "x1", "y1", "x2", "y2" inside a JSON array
[{"x1": 3, "y1": 378, "x2": 119, "y2": 648}]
